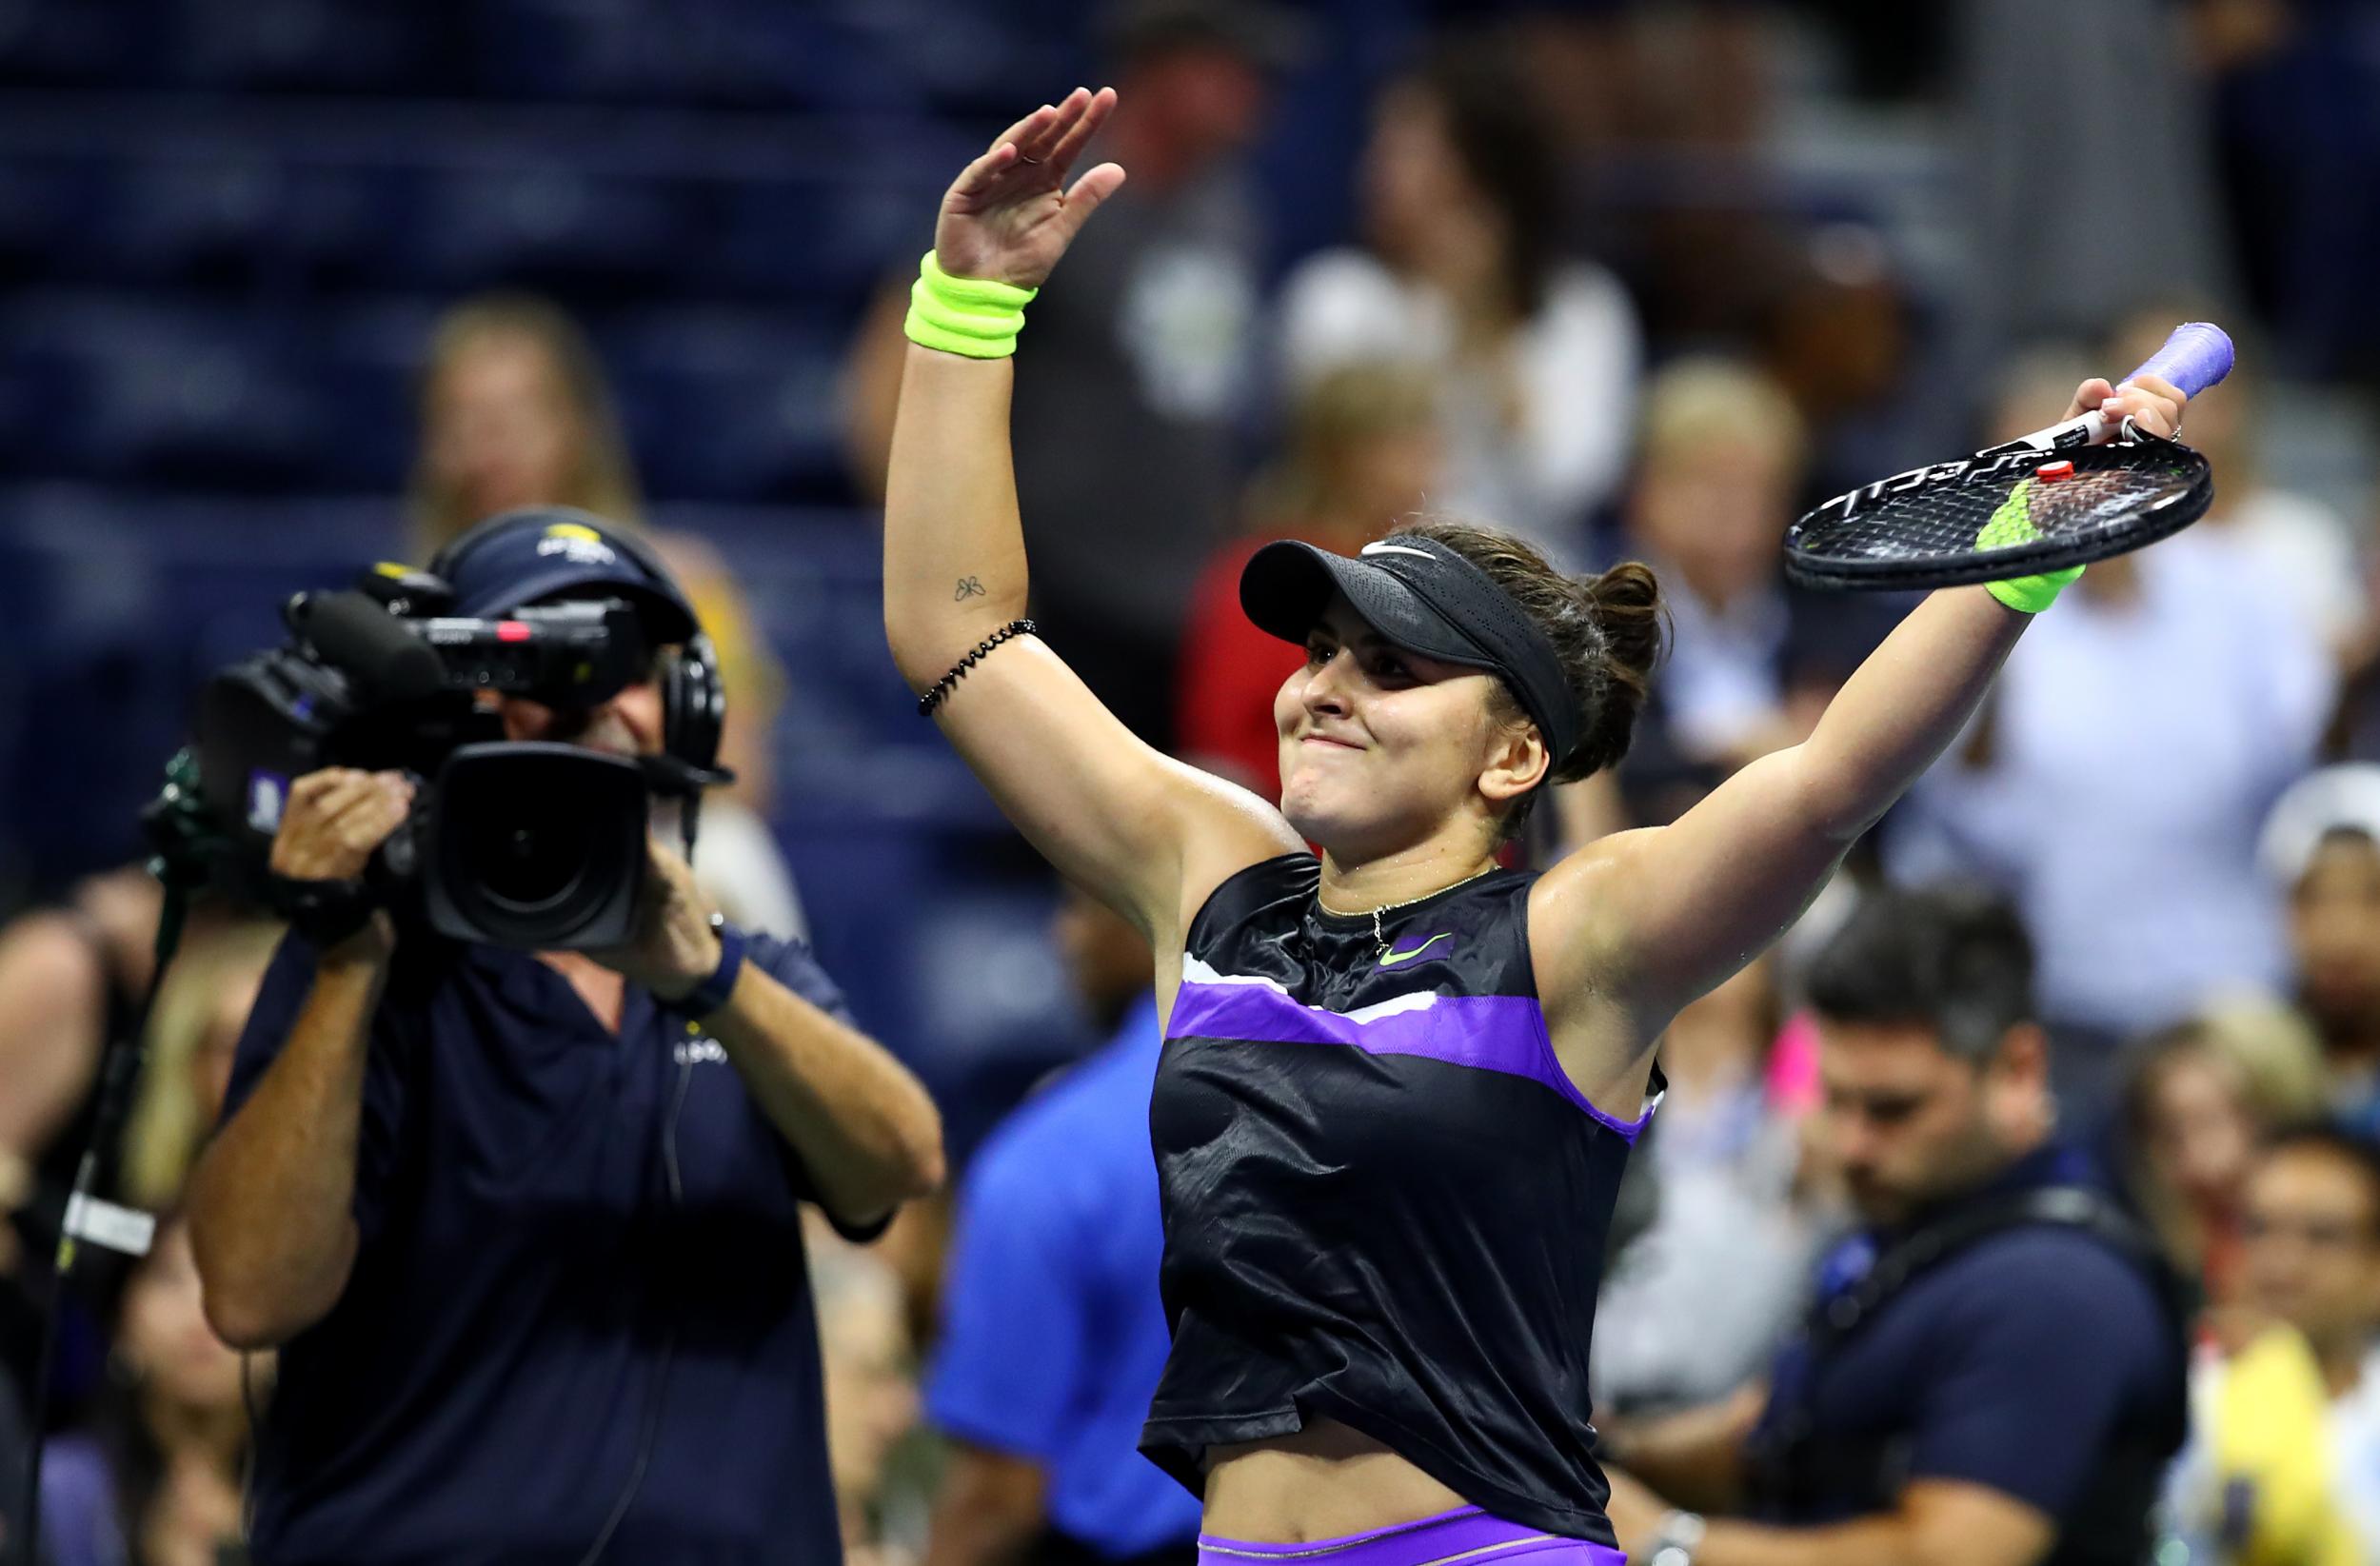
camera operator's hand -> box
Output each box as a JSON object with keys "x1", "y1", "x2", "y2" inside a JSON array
[
  {"x1": 586, "y1": 840, "x2": 722, "y2": 1001},
  {"x1": 269, "y1": 769, "x2": 411, "y2": 961},
  {"x1": 271, "y1": 769, "x2": 414, "y2": 882}
]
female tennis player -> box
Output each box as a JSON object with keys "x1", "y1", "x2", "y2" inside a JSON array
[{"x1": 883, "y1": 88, "x2": 2185, "y2": 1566}]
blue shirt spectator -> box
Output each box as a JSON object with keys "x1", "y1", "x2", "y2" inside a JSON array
[
  {"x1": 220, "y1": 928, "x2": 883, "y2": 1566},
  {"x1": 926, "y1": 992, "x2": 1200, "y2": 1562}
]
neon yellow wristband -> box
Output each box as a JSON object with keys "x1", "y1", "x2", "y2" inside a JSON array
[
  {"x1": 1976, "y1": 476, "x2": 2085, "y2": 613},
  {"x1": 1985, "y1": 566, "x2": 2084, "y2": 614},
  {"x1": 904, "y1": 251, "x2": 1038, "y2": 360}
]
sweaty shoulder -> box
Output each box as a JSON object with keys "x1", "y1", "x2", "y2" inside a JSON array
[{"x1": 1525, "y1": 829, "x2": 1654, "y2": 1010}]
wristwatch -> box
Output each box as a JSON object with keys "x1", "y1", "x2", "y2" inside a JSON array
[
  {"x1": 666, "y1": 911, "x2": 746, "y2": 1021},
  {"x1": 1648, "y1": 1510, "x2": 1706, "y2": 1566}
]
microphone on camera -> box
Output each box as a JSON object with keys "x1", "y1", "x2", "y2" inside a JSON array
[{"x1": 287, "y1": 589, "x2": 446, "y2": 704}]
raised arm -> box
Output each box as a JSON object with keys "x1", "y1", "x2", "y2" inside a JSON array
[
  {"x1": 1537, "y1": 375, "x2": 2186, "y2": 1030},
  {"x1": 883, "y1": 89, "x2": 1297, "y2": 937}
]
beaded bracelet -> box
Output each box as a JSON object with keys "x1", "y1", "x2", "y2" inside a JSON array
[{"x1": 918, "y1": 619, "x2": 1037, "y2": 717}]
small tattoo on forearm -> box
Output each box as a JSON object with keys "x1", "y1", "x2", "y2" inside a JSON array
[{"x1": 954, "y1": 576, "x2": 986, "y2": 601}]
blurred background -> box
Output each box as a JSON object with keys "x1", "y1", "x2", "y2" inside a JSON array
[{"x1": 5, "y1": 0, "x2": 2380, "y2": 1562}]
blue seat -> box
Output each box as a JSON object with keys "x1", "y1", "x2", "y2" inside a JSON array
[
  {"x1": 96, "y1": 152, "x2": 290, "y2": 286},
  {"x1": 0, "y1": 158, "x2": 100, "y2": 285},
  {"x1": 609, "y1": 310, "x2": 847, "y2": 501},
  {"x1": 468, "y1": 0, "x2": 698, "y2": 102},
  {"x1": 396, "y1": 167, "x2": 684, "y2": 292},
  {"x1": 0, "y1": 0, "x2": 146, "y2": 89},
  {"x1": 705, "y1": 172, "x2": 938, "y2": 300},
  {"x1": 77, "y1": 311, "x2": 318, "y2": 487},
  {"x1": 166, "y1": 0, "x2": 437, "y2": 93}
]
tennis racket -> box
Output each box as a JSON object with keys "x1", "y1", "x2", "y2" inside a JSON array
[{"x1": 1783, "y1": 322, "x2": 2233, "y2": 591}]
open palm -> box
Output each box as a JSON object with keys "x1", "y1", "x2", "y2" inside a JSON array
[{"x1": 934, "y1": 87, "x2": 1127, "y2": 289}]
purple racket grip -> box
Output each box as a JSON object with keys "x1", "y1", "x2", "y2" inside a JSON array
[{"x1": 2121, "y1": 322, "x2": 2234, "y2": 399}]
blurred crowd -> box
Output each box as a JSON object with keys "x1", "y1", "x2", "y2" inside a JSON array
[{"x1": 7, "y1": 0, "x2": 2380, "y2": 1563}]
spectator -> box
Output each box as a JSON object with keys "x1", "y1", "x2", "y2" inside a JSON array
[
  {"x1": 2164, "y1": 1126, "x2": 2380, "y2": 1564},
  {"x1": 412, "y1": 292, "x2": 809, "y2": 936},
  {"x1": 2114, "y1": 1011, "x2": 2328, "y2": 1312},
  {"x1": 0, "y1": 866, "x2": 161, "y2": 1221},
  {"x1": 1276, "y1": 38, "x2": 1640, "y2": 562},
  {"x1": 121, "y1": 917, "x2": 284, "y2": 1214},
  {"x1": 185, "y1": 510, "x2": 944, "y2": 1565},
  {"x1": 811, "y1": 1219, "x2": 927, "y2": 1566},
  {"x1": 1754, "y1": 223, "x2": 1928, "y2": 505},
  {"x1": 1177, "y1": 362, "x2": 1440, "y2": 793},
  {"x1": 922, "y1": 883, "x2": 1199, "y2": 1566},
  {"x1": 1886, "y1": 349, "x2": 2333, "y2": 1106},
  {"x1": 1596, "y1": 886, "x2": 2188, "y2": 1566},
  {"x1": 408, "y1": 294, "x2": 643, "y2": 556},
  {"x1": 0, "y1": 868, "x2": 177, "y2": 1402},
  {"x1": 39, "y1": 1219, "x2": 249, "y2": 1566},
  {"x1": 846, "y1": 0, "x2": 1294, "y2": 746},
  {"x1": 1611, "y1": 357, "x2": 1887, "y2": 826},
  {"x1": 2260, "y1": 763, "x2": 2380, "y2": 1132},
  {"x1": 1593, "y1": 956, "x2": 1825, "y2": 1414}
]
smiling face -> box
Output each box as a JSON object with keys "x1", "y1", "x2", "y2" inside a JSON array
[{"x1": 1272, "y1": 594, "x2": 1545, "y2": 862}]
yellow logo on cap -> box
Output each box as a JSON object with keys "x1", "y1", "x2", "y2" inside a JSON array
[{"x1": 544, "y1": 523, "x2": 605, "y2": 544}]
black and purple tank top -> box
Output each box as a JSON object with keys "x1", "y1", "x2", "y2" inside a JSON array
[{"x1": 1140, "y1": 853, "x2": 1654, "y2": 1546}]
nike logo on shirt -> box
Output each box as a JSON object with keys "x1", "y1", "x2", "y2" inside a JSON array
[{"x1": 1379, "y1": 932, "x2": 1454, "y2": 967}]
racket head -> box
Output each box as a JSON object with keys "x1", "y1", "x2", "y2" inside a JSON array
[{"x1": 1782, "y1": 435, "x2": 2214, "y2": 592}]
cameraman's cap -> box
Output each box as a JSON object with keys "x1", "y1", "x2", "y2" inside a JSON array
[
  {"x1": 1239, "y1": 534, "x2": 1583, "y2": 766},
  {"x1": 435, "y1": 506, "x2": 699, "y2": 644}
]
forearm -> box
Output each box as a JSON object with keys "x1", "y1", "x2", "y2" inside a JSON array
[
  {"x1": 1795, "y1": 587, "x2": 2027, "y2": 841},
  {"x1": 883, "y1": 345, "x2": 1033, "y2": 684},
  {"x1": 704, "y1": 964, "x2": 945, "y2": 1226},
  {"x1": 0, "y1": 915, "x2": 104, "y2": 1159},
  {"x1": 187, "y1": 947, "x2": 386, "y2": 1348},
  {"x1": 922, "y1": 1450, "x2": 1048, "y2": 1566},
  {"x1": 1602, "y1": 1385, "x2": 1761, "y2": 1513}
]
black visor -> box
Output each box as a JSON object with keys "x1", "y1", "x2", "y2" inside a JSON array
[{"x1": 1240, "y1": 536, "x2": 1585, "y2": 766}]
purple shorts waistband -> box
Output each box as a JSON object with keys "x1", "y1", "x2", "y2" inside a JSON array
[{"x1": 1196, "y1": 1505, "x2": 1624, "y2": 1566}]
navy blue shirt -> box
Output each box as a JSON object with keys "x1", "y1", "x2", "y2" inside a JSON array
[
  {"x1": 925, "y1": 994, "x2": 1200, "y2": 1558},
  {"x1": 222, "y1": 927, "x2": 878, "y2": 1566},
  {"x1": 1749, "y1": 1145, "x2": 2182, "y2": 1543}
]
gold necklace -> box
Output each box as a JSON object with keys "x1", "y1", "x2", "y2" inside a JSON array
[{"x1": 1320, "y1": 866, "x2": 1497, "y2": 960}]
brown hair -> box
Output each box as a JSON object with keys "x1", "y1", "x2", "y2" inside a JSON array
[
  {"x1": 2116, "y1": 1007, "x2": 2330, "y2": 1275},
  {"x1": 1247, "y1": 361, "x2": 1438, "y2": 535},
  {"x1": 407, "y1": 292, "x2": 644, "y2": 554},
  {"x1": 1406, "y1": 43, "x2": 1559, "y2": 323},
  {"x1": 1393, "y1": 517, "x2": 1666, "y2": 839}
]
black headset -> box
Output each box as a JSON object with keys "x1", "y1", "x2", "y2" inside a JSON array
[{"x1": 424, "y1": 508, "x2": 734, "y2": 819}]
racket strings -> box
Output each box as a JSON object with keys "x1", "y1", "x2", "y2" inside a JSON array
[{"x1": 1786, "y1": 441, "x2": 2211, "y2": 587}]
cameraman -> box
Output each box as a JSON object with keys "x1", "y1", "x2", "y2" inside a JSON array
[{"x1": 186, "y1": 509, "x2": 945, "y2": 1566}]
